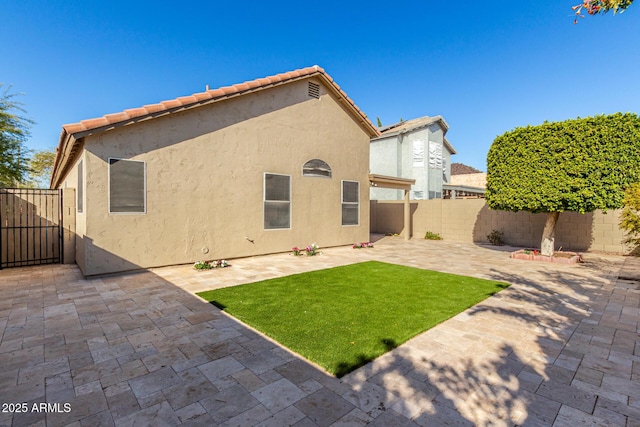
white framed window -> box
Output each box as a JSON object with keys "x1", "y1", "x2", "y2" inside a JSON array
[
  {"x1": 77, "y1": 159, "x2": 83, "y2": 213},
  {"x1": 264, "y1": 173, "x2": 291, "y2": 229},
  {"x1": 302, "y1": 159, "x2": 332, "y2": 178},
  {"x1": 341, "y1": 180, "x2": 359, "y2": 226},
  {"x1": 108, "y1": 158, "x2": 146, "y2": 214}
]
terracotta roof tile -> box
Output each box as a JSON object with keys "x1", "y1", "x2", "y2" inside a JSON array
[
  {"x1": 255, "y1": 77, "x2": 272, "y2": 86},
  {"x1": 142, "y1": 103, "x2": 165, "y2": 114},
  {"x1": 52, "y1": 65, "x2": 379, "y2": 188},
  {"x1": 160, "y1": 100, "x2": 182, "y2": 109},
  {"x1": 193, "y1": 92, "x2": 212, "y2": 102},
  {"x1": 245, "y1": 80, "x2": 262, "y2": 89},
  {"x1": 104, "y1": 112, "x2": 130, "y2": 123},
  {"x1": 176, "y1": 95, "x2": 197, "y2": 105},
  {"x1": 208, "y1": 89, "x2": 225, "y2": 98},
  {"x1": 220, "y1": 86, "x2": 238, "y2": 95},
  {"x1": 62, "y1": 123, "x2": 86, "y2": 133},
  {"x1": 124, "y1": 107, "x2": 149, "y2": 119},
  {"x1": 58, "y1": 65, "x2": 374, "y2": 140},
  {"x1": 81, "y1": 117, "x2": 110, "y2": 128}
]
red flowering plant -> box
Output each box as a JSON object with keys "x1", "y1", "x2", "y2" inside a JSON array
[
  {"x1": 305, "y1": 243, "x2": 320, "y2": 256},
  {"x1": 292, "y1": 243, "x2": 320, "y2": 256}
]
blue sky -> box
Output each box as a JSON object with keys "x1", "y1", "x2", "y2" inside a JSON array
[{"x1": 2, "y1": 0, "x2": 639, "y2": 171}]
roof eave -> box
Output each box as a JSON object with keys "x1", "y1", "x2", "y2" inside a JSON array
[{"x1": 51, "y1": 66, "x2": 380, "y2": 184}]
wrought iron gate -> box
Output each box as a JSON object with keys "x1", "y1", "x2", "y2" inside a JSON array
[{"x1": 0, "y1": 188, "x2": 63, "y2": 269}]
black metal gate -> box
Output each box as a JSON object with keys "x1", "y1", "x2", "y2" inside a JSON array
[{"x1": 0, "y1": 188, "x2": 63, "y2": 269}]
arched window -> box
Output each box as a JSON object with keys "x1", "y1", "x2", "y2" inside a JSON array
[{"x1": 302, "y1": 159, "x2": 332, "y2": 178}]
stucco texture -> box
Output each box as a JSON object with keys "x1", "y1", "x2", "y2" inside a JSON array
[{"x1": 60, "y1": 78, "x2": 371, "y2": 275}]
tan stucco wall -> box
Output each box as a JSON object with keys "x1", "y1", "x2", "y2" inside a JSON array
[
  {"x1": 450, "y1": 173, "x2": 487, "y2": 188},
  {"x1": 371, "y1": 199, "x2": 629, "y2": 253},
  {"x1": 61, "y1": 188, "x2": 76, "y2": 264},
  {"x1": 59, "y1": 154, "x2": 87, "y2": 274},
  {"x1": 66, "y1": 78, "x2": 370, "y2": 275}
]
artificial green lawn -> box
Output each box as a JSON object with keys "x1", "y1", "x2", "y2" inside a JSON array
[{"x1": 197, "y1": 261, "x2": 509, "y2": 377}]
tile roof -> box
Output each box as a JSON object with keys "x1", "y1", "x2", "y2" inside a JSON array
[
  {"x1": 378, "y1": 115, "x2": 449, "y2": 135},
  {"x1": 451, "y1": 163, "x2": 483, "y2": 175},
  {"x1": 374, "y1": 115, "x2": 456, "y2": 155},
  {"x1": 51, "y1": 66, "x2": 379, "y2": 188}
]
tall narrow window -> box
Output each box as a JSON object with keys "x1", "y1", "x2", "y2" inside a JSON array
[
  {"x1": 264, "y1": 173, "x2": 291, "y2": 229},
  {"x1": 342, "y1": 180, "x2": 359, "y2": 226},
  {"x1": 302, "y1": 159, "x2": 332, "y2": 178},
  {"x1": 77, "y1": 159, "x2": 83, "y2": 213},
  {"x1": 109, "y1": 158, "x2": 146, "y2": 213}
]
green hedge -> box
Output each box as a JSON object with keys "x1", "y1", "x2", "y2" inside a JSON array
[{"x1": 486, "y1": 113, "x2": 640, "y2": 214}]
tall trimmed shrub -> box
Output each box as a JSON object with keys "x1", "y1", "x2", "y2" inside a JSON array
[
  {"x1": 486, "y1": 113, "x2": 640, "y2": 255},
  {"x1": 620, "y1": 183, "x2": 640, "y2": 253}
]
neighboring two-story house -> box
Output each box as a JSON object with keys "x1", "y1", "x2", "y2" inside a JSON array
[{"x1": 370, "y1": 116, "x2": 456, "y2": 200}]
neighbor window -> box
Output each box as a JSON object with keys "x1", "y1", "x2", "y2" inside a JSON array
[
  {"x1": 264, "y1": 173, "x2": 291, "y2": 229},
  {"x1": 341, "y1": 180, "x2": 359, "y2": 226},
  {"x1": 77, "y1": 159, "x2": 83, "y2": 213},
  {"x1": 302, "y1": 159, "x2": 332, "y2": 178},
  {"x1": 109, "y1": 158, "x2": 146, "y2": 213}
]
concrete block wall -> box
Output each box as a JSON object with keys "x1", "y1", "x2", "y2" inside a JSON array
[{"x1": 371, "y1": 199, "x2": 629, "y2": 254}]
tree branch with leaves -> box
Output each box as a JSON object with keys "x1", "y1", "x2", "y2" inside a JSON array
[
  {"x1": 0, "y1": 85, "x2": 33, "y2": 187},
  {"x1": 573, "y1": 0, "x2": 633, "y2": 23},
  {"x1": 25, "y1": 149, "x2": 56, "y2": 188}
]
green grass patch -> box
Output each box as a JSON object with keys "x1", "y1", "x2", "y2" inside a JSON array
[{"x1": 197, "y1": 261, "x2": 508, "y2": 377}]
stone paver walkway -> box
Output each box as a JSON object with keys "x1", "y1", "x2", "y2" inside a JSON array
[{"x1": 0, "y1": 236, "x2": 639, "y2": 426}]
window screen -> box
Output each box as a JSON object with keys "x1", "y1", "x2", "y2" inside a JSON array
[
  {"x1": 77, "y1": 159, "x2": 83, "y2": 213},
  {"x1": 264, "y1": 173, "x2": 291, "y2": 229},
  {"x1": 109, "y1": 158, "x2": 146, "y2": 213},
  {"x1": 302, "y1": 159, "x2": 332, "y2": 178},
  {"x1": 342, "y1": 180, "x2": 359, "y2": 226}
]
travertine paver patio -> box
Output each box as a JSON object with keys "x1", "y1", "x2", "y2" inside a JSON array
[{"x1": 0, "y1": 236, "x2": 639, "y2": 426}]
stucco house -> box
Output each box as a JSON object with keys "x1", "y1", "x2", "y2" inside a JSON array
[
  {"x1": 51, "y1": 66, "x2": 383, "y2": 276},
  {"x1": 370, "y1": 116, "x2": 456, "y2": 200},
  {"x1": 443, "y1": 162, "x2": 486, "y2": 199}
]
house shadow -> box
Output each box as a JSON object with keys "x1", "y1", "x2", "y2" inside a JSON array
[
  {"x1": 369, "y1": 200, "x2": 419, "y2": 237},
  {"x1": 4, "y1": 239, "x2": 622, "y2": 426},
  {"x1": 472, "y1": 203, "x2": 595, "y2": 252},
  {"x1": 74, "y1": 236, "x2": 146, "y2": 277},
  {"x1": 0, "y1": 188, "x2": 62, "y2": 268}
]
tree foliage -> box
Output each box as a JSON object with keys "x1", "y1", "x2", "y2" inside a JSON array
[
  {"x1": 620, "y1": 182, "x2": 640, "y2": 251},
  {"x1": 486, "y1": 113, "x2": 640, "y2": 215},
  {"x1": 573, "y1": 0, "x2": 633, "y2": 23},
  {"x1": 0, "y1": 85, "x2": 32, "y2": 187},
  {"x1": 25, "y1": 149, "x2": 56, "y2": 188}
]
